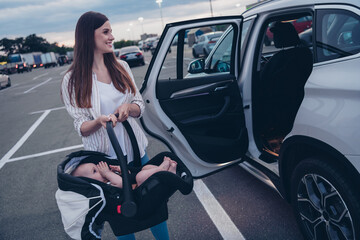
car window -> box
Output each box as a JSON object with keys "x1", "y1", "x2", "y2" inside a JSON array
[
  {"x1": 209, "y1": 26, "x2": 234, "y2": 72},
  {"x1": 157, "y1": 24, "x2": 231, "y2": 80},
  {"x1": 316, "y1": 9, "x2": 360, "y2": 62}
]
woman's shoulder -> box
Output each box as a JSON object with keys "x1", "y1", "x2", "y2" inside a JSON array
[
  {"x1": 117, "y1": 59, "x2": 130, "y2": 70},
  {"x1": 63, "y1": 70, "x2": 73, "y2": 82}
]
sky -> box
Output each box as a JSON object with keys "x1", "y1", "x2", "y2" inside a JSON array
[{"x1": 0, "y1": 0, "x2": 255, "y2": 47}]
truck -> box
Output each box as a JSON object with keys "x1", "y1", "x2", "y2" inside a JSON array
[
  {"x1": 40, "y1": 52, "x2": 57, "y2": 68},
  {"x1": 0, "y1": 62, "x2": 17, "y2": 74},
  {"x1": 7, "y1": 53, "x2": 32, "y2": 73},
  {"x1": 32, "y1": 52, "x2": 42, "y2": 68},
  {"x1": 21, "y1": 53, "x2": 35, "y2": 69},
  {"x1": 66, "y1": 51, "x2": 74, "y2": 63}
]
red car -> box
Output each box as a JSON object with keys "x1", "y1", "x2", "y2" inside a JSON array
[{"x1": 264, "y1": 16, "x2": 312, "y2": 46}]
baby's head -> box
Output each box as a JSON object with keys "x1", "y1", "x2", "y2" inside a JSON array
[{"x1": 71, "y1": 163, "x2": 106, "y2": 183}]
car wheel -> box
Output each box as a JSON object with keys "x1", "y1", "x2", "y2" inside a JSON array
[
  {"x1": 291, "y1": 157, "x2": 360, "y2": 240},
  {"x1": 192, "y1": 49, "x2": 198, "y2": 58},
  {"x1": 7, "y1": 78, "x2": 11, "y2": 87}
]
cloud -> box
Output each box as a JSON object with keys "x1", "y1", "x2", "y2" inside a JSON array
[{"x1": 0, "y1": 0, "x2": 253, "y2": 46}]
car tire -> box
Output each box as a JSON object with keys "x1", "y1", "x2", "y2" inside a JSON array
[
  {"x1": 192, "y1": 49, "x2": 198, "y2": 58},
  {"x1": 7, "y1": 78, "x2": 11, "y2": 87},
  {"x1": 291, "y1": 157, "x2": 360, "y2": 240}
]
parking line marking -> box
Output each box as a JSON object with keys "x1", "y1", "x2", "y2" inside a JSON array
[
  {"x1": 24, "y1": 77, "x2": 52, "y2": 93},
  {"x1": 193, "y1": 179, "x2": 246, "y2": 240},
  {"x1": 33, "y1": 72, "x2": 49, "y2": 80},
  {"x1": 7, "y1": 144, "x2": 83, "y2": 163},
  {"x1": 30, "y1": 106, "x2": 65, "y2": 114},
  {"x1": 0, "y1": 110, "x2": 50, "y2": 170},
  {"x1": 60, "y1": 70, "x2": 68, "y2": 75}
]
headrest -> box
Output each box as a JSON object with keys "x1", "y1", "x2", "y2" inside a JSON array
[
  {"x1": 270, "y1": 21, "x2": 300, "y2": 48},
  {"x1": 352, "y1": 22, "x2": 360, "y2": 45}
]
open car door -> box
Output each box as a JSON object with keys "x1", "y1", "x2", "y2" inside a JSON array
[{"x1": 140, "y1": 16, "x2": 248, "y2": 177}]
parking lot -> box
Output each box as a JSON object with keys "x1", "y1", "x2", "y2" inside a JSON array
[{"x1": 0, "y1": 51, "x2": 304, "y2": 240}]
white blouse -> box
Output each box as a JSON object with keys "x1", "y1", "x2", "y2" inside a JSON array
[{"x1": 61, "y1": 60, "x2": 148, "y2": 163}]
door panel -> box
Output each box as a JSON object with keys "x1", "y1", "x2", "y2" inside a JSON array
[{"x1": 141, "y1": 17, "x2": 247, "y2": 177}]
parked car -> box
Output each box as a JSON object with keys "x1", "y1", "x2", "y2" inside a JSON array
[
  {"x1": 140, "y1": 0, "x2": 360, "y2": 239},
  {"x1": 192, "y1": 31, "x2": 224, "y2": 58},
  {"x1": 0, "y1": 73, "x2": 11, "y2": 89},
  {"x1": 143, "y1": 37, "x2": 159, "y2": 52},
  {"x1": 150, "y1": 39, "x2": 171, "y2": 55},
  {"x1": 264, "y1": 16, "x2": 312, "y2": 46},
  {"x1": 138, "y1": 40, "x2": 144, "y2": 50},
  {"x1": 119, "y1": 46, "x2": 145, "y2": 67}
]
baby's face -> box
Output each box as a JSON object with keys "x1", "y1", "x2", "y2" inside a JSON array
[{"x1": 73, "y1": 163, "x2": 106, "y2": 183}]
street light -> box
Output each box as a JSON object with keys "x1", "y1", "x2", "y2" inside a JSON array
[
  {"x1": 138, "y1": 17, "x2": 144, "y2": 35},
  {"x1": 156, "y1": 0, "x2": 164, "y2": 29},
  {"x1": 209, "y1": 0, "x2": 214, "y2": 17}
]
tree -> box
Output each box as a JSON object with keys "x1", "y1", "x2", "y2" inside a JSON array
[
  {"x1": 23, "y1": 34, "x2": 49, "y2": 53},
  {"x1": 0, "y1": 38, "x2": 16, "y2": 55}
]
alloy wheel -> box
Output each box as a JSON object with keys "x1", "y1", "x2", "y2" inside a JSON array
[{"x1": 296, "y1": 174, "x2": 355, "y2": 240}]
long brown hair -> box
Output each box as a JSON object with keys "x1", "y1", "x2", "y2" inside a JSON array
[{"x1": 64, "y1": 11, "x2": 136, "y2": 108}]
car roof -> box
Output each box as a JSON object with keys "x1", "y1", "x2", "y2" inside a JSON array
[
  {"x1": 243, "y1": 0, "x2": 359, "y2": 18},
  {"x1": 119, "y1": 46, "x2": 140, "y2": 54}
]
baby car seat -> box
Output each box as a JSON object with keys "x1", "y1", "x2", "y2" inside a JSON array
[{"x1": 56, "y1": 120, "x2": 193, "y2": 239}]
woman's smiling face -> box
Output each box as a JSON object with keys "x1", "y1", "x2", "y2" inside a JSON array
[{"x1": 94, "y1": 20, "x2": 114, "y2": 54}]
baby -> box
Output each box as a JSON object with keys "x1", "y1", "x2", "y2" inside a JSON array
[{"x1": 71, "y1": 156, "x2": 177, "y2": 188}]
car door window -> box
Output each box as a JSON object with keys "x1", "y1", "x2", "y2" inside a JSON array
[
  {"x1": 209, "y1": 26, "x2": 234, "y2": 72},
  {"x1": 316, "y1": 9, "x2": 360, "y2": 62},
  {"x1": 157, "y1": 24, "x2": 232, "y2": 80}
]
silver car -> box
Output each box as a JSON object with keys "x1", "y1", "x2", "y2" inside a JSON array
[
  {"x1": 141, "y1": 0, "x2": 360, "y2": 239},
  {"x1": 192, "y1": 31, "x2": 223, "y2": 58}
]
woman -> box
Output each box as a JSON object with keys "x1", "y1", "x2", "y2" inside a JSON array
[{"x1": 61, "y1": 11, "x2": 169, "y2": 240}]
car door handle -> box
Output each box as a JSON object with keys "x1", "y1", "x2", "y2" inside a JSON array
[{"x1": 214, "y1": 86, "x2": 228, "y2": 91}]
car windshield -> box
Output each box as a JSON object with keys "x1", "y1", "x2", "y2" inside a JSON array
[{"x1": 120, "y1": 47, "x2": 139, "y2": 55}]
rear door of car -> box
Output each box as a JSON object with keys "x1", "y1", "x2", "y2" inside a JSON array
[{"x1": 140, "y1": 16, "x2": 248, "y2": 177}]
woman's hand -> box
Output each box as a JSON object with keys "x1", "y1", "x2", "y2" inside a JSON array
[
  {"x1": 115, "y1": 103, "x2": 141, "y2": 122},
  {"x1": 115, "y1": 103, "x2": 131, "y2": 122},
  {"x1": 98, "y1": 114, "x2": 117, "y2": 128}
]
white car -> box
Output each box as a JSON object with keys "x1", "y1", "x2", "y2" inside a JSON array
[
  {"x1": 192, "y1": 31, "x2": 224, "y2": 58},
  {"x1": 141, "y1": 0, "x2": 360, "y2": 239},
  {"x1": 0, "y1": 73, "x2": 11, "y2": 89}
]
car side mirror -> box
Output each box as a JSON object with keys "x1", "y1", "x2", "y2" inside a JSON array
[{"x1": 188, "y1": 59, "x2": 205, "y2": 74}]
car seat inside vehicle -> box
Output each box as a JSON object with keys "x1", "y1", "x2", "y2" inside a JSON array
[{"x1": 255, "y1": 20, "x2": 313, "y2": 155}]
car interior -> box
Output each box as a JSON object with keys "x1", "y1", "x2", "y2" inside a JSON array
[{"x1": 252, "y1": 14, "x2": 314, "y2": 159}]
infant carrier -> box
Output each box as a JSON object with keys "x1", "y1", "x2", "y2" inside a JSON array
[{"x1": 55, "y1": 120, "x2": 193, "y2": 239}]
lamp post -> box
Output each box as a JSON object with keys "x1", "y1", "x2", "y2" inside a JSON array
[
  {"x1": 138, "y1": 17, "x2": 144, "y2": 35},
  {"x1": 156, "y1": 0, "x2": 164, "y2": 29},
  {"x1": 209, "y1": 0, "x2": 214, "y2": 17}
]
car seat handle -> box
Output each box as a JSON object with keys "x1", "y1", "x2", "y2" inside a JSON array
[{"x1": 106, "y1": 120, "x2": 137, "y2": 217}]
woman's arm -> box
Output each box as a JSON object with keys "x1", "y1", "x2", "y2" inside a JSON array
[{"x1": 80, "y1": 114, "x2": 117, "y2": 137}]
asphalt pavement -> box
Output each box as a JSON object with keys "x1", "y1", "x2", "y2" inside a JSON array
[{"x1": 0, "y1": 51, "x2": 304, "y2": 240}]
